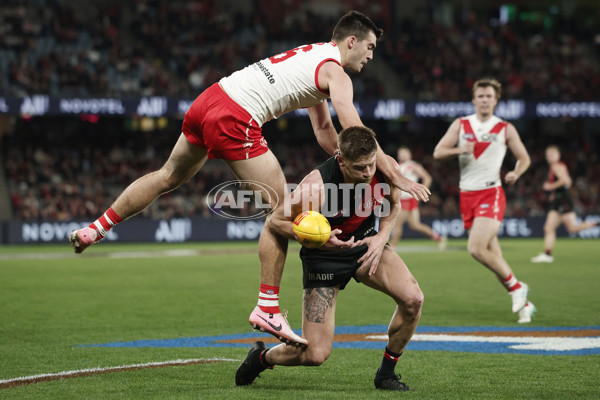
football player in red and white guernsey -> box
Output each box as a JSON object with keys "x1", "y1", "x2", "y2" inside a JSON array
[
  {"x1": 69, "y1": 11, "x2": 430, "y2": 347},
  {"x1": 390, "y1": 146, "x2": 446, "y2": 250},
  {"x1": 433, "y1": 78, "x2": 535, "y2": 323}
]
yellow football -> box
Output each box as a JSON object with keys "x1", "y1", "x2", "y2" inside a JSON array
[{"x1": 292, "y1": 210, "x2": 331, "y2": 249}]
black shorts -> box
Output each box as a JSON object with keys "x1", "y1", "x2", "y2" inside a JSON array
[
  {"x1": 300, "y1": 245, "x2": 369, "y2": 290},
  {"x1": 548, "y1": 189, "x2": 574, "y2": 213}
]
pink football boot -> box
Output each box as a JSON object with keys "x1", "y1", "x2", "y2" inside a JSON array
[
  {"x1": 249, "y1": 306, "x2": 308, "y2": 348},
  {"x1": 69, "y1": 227, "x2": 98, "y2": 254}
]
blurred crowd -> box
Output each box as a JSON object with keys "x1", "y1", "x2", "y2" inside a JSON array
[
  {"x1": 2, "y1": 120, "x2": 329, "y2": 221},
  {"x1": 1, "y1": 0, "x2": 599, "y2": 100},
  {"x1": 3, "y1": 118, "x2": 599, "y2": 222},
  {"x1": 0, "y1": 0, "x2": 169, "y2": 97},
  {"x1": 2, "y1": 0, "x2": 599, "y2": 222},
  {"x1": 388, "y1": 13, "x2": 600, "y2": 101},
  {"x1": 0, "y1": 0, "x2": 383, "y2": 99}
]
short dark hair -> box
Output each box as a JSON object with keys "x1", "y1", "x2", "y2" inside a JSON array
[
  {"x1": 472, "y1": 78, "x2": 502, "y2": 100},
  {"x1": 332, "y1": 11, "x2": 383, "y2": 42},
  {"x1": 338, "y1": 126, "x2": 377, "y2": 161}
]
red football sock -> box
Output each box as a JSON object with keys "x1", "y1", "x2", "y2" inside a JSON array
[
  {"x1": 257, "y1": 284, "x2": 281, "y2": 314},
  {"x1": 503, "y1": 274, "x2": 522, "y2": 292},
  {"x1": 89, "y1": 207, "x2": 122, "y2": 241}
]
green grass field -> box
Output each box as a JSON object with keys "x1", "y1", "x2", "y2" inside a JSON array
[{"x1": 1, "y1": 238, "x2": 599, "y2": 399}]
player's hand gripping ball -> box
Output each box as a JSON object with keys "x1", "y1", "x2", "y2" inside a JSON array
[{"x1": 292, "y1": 211, "x2": 331, "y2": 249}]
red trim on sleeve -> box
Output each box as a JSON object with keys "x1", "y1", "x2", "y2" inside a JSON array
[{"x1": 315, "y1": 58, "x2": 342, "y2": 95}]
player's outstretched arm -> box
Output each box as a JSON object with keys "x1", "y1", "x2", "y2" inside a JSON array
[
  {"x1": 307, "y1": 61, "x2": 363, "y2": 157},
  {"x1": 314, "y1": 62, "x2": 426, "y2": 201},
  {"x1": 321, "y1": 61, "x2": 363, "y2": 130},
  {"x1": 504, "y1": 123, "x2": 531, "y2": 185},
  {"x1": 378, "y1": 150, "x2": 430, "y2": 202},
  {"x1": 307, "y1": 102, "x2": 338, "y2": 156}
]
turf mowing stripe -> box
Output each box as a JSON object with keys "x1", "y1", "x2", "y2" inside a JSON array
[
  {"x1": 0, "y1": 243, "x2": 454, "y2": 261},
  {"x1": 0, "y1": 358, "x2": 238, "y2": 389},
  {"x1": 0, "y1": 248, "x2": 257, "y2": 261}
]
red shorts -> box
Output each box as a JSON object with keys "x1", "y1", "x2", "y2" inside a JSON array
[
  {"x1": 182, "y1": 83, "x2": 269, "y2": 160},
  {"x1": 459, "y1": 186, "x2": 506, "y2": 230},
  {"x1": 400, "y1": 197, "x2": 418, "y2": 211}
]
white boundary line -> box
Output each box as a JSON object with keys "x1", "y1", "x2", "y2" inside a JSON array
[{"x1": 0, "y1": 358, "x2": 238, "y2": 389}]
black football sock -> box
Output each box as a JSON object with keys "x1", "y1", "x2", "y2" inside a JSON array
[
  {"x1": 259, "y1": 349, "x2": 274, "y2": 370},
  {"x1": 378, "y1": 347, "x2": 402, "y2": 376}
]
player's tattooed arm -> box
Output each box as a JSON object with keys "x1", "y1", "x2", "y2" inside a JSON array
[{"x1": 303, "y1": 288, "x2": 335, "y2": 323}]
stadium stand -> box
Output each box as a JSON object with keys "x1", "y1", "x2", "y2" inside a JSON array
[
  {"x1": 1, "y1": 0, "x2": 599, "y2": 223},
  {"x1": 3, "y1": 116, "x2": 598, "y2": 221},
  {"x1": 2, "y1": 1, "x2": 598, "y2": 100}
]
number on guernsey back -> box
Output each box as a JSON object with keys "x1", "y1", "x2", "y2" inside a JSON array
[{"x1": 268, "y1": 43, "x2": 327, "y2": 64}]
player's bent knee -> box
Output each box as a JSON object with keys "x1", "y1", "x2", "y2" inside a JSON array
[
  {"x1": 154, "y1": 169, "x2": 185, "y2": 192},
  {"x1": 405, "y1": 289, "x2": 424, "y2": 317},
  {"x1": 166, "y1": 177, "x2": 188, "y2": 191},
  {"x1": 301, "y1": 348, "x2": 331, "y2": 366},
  {"x1": 394, "y1": 284, "x2": 423, "y2": 320},
  {"x1": 302, "y1": 356, "x2": 326, "y2": 367},
  {"x1": 565, "y1": 226, "x2": 578, "y2": 234},
  {"x1": 467, "y1": 243, "x2": 484, "y2": 260},
  {"x1": 159, "y1": 158, "x2": 199, "y2": 190},
  {"x1": 264, "y1": 213, "x2": 286, "y2": 237}
]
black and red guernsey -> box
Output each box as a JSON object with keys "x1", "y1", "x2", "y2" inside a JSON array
[{"x1": 315, "y1": 156, "x2": 387, "y2": 242}]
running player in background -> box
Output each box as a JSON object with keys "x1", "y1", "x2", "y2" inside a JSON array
[
  {"x1": 69, "y1": 11, "x2": 429, "y2": 348},
  {"x1": 433, "y1": 78, "x2": 535, "y2": 324},
  {"x1": 390, "y1": 146, "x2": 447, "y2": 250},
  {"x1": 530, "y1": 145, "x2": 598, "y2": 263},
  {"x1": 235, "y1": 126, "x2": 422, "y2": 391}
]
